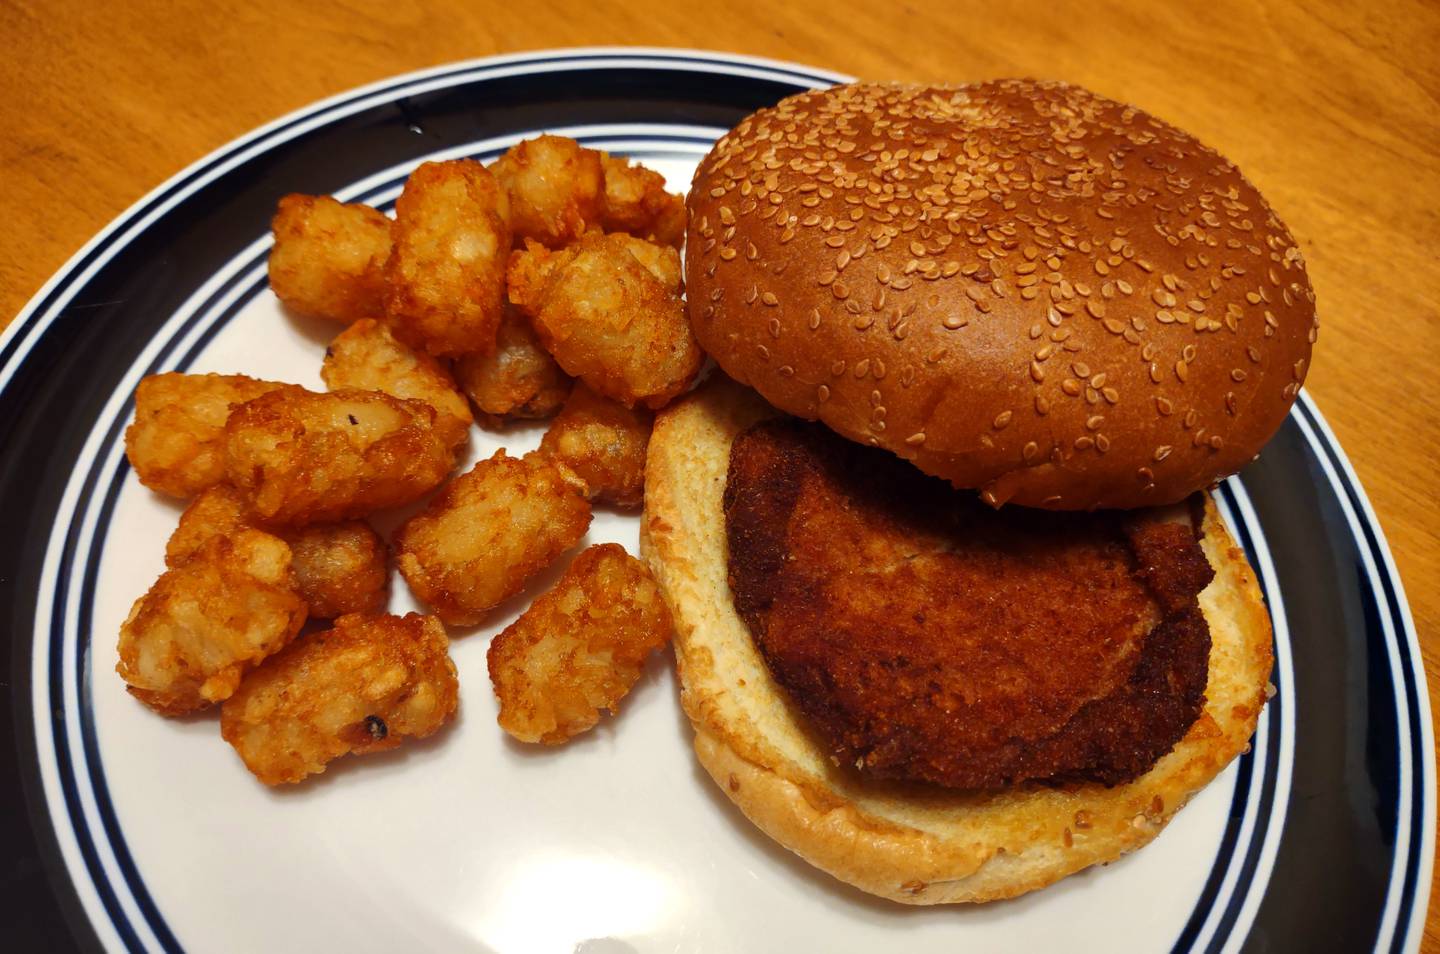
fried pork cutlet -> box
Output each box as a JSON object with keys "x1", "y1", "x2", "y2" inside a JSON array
[{"x1": 723, "y1": 419, "x2": 1213, "y2": 790}]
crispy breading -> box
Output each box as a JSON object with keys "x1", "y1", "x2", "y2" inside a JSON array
[
  {"x1": 167, "y1": 484, "x2": 389, "y2": 618},
  {"x1": 491, "y1": 135, "x2": 604, "y2": 249},
  {"x1": 385, "y1": 159, "x2": 511, "y2": 357},
  {"x1": 724, "y1": 419, "x2": 1213, "y2": 790},
  {"x1": 124, "y1": 372, "x2": 287, "y2": 498},
  {"x1": 487, "y1": 543, "x2": 673, "y2": 744},
  {"x1": 395, "y1": 449, "x2": 591, "y2": 626},
  {"x1": 267, "y1": 194, "x2": 392, "y2": 323},
  {"x1": 599, "y1": 154, "x2": 685, "y2": 248},
  {"x1": 506, "y1": 233, "x2": 701, "y2": 409},
  {"x1": 117, "y1": 530, "x2": 307, "y2": 715},
  {"x1": 540, "y1": 382, "x2": 651, "y2": 507},
  {"x1": 452, "y1": 306, "x2": 572, "y2": 420},
  {"x1": 321, "y1": 318, "x2": 473, "y2": 448},
  {"x1": 220, "y1": 612, "x2": 458, "y2": 785},
  {"x1": 224, "y1": 386, "x2": 456, "y2": 525}
]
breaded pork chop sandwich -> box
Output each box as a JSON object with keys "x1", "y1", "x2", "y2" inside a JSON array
[{"x1": 642, "y1": 79, "x2": 1313, "y2": 903}]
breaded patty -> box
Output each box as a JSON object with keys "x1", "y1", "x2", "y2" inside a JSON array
[{"x1": 723, "y1": 419, "x2": 1213, "y2": 790}]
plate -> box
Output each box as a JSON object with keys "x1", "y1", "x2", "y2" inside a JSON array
[{"x1": 0, "y1": 48, "x2": 1431, "y2": 954}]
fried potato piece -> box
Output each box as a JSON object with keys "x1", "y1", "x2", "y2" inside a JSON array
[
  {"x1": 611, "y1": 232, "x2": 682, "y2": 288},
  {"x1": 487, "y1": 543, "x2": 673, "y2": 744},
  {"x1": 283, "y1": 522, "x2": 389, "y2": 619},
  {"x1": 600, "y1": 154, "x2": 685, "y2": 248},
  {"x1": 507, "y1": 234, "x2": 701, "y2": 409},
  {"x1": 322, "y1": 318, "x2": 473, "y2": 448},
  {"x1": 452, "y1": 306, "x2": 572, "y2": 420},
  {"x1": 167, "y1": 485, "x2": 389, "y2": 618},
  {"x1": 540, "y1": 382, "x2": 651, "y2": 507},
  {"x1": 225, "y1": 386, "x2": 456, "y2": 526},
  {"x1": 491, "y1": 135, "x2": 604, "y2": 249},
  {"x1": 165, "y1": 483, "x2": 252, "y2": 565},
  {"x1": 221, "y1": 612, "x2": 458, "y2": 785},
  {"x1": 117, "y1": 530, "x2": 307, "y2": 715},
  {"x1": 267, "y1": 194, "x2": 392, "y2": 323},
  {"x1": 385, "y1": 159, "x2": 511, "y2": 357},
  {"x1": 395, "y1": 450, "x2": 591, "y2": 626},
  {"x1": 124, "y1": 373, "x2": 287, "y2": 498}
]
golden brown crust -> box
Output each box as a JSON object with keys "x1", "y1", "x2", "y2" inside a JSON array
[
  {"x1": 486, "y1": 543, "x2": 673, "y2": 744},
  {"x1": 507, "y1": 233, "x2": 702, "y2": 410},
  {"x1": 640, "y1": 376, "x2": 1273, "y2": 903},
  {"x1": 321, "y1": 318, "x2": 473, "y2": 450},
  {"x1": 220, "y1": 612, "x2": 458, "y2": 785},
  {"x1": 117, "y1": 530, "x2": 307, "y2": 715},
  {"x1": 540, "y1": 382, "x2": 652, "y2": 507},
  {"x1": 125, "y1": 372, "x2": 287, "y2": 499},
  {"x1": 385, "y1": 159, "x2": 511, "y2": 357},
  {"x1": 283, "y1": 521, "x2": 389, "y2": 619},
  {"x1": 453, "y1": 306, "x2": 572, "y2": 421},
  {"x1": 267, "y1": 194, "x2": 391, "y2": 324},
  {"x1": 685, "y1": 81, "x2": 1316, "y2": 510},
  {"x1": 394, "y1": 449, "x2": 592, "y2": 626},
  {"x1": 600, "y1": 154, "x2": 686, "y2": 248},
  {"x1": 167, "y1": 484, "x2": 388, "y2": 618},
  {"x1": 492, "y1": 135, "x2": 605, "y2": 249},
  {"x1": 223, "y1": 386, "x2": 456, "y2": 526}
]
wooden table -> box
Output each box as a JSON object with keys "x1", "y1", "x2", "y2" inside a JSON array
[{"x1": 4, "y1": 0, "x2": 1437, "y2": 945}]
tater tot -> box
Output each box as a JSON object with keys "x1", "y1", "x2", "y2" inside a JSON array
[
  {"x1": 487, "y1": 543, "x2": 673, "y2": 744},
  {"x1": 167, "y1": 485, "x2": 389, "y2": 618},
  {"x1": 506, "y1": 234, "x2": 701, "y2": 409},
  {"x1": 385, "y1": 159, "x2": 510, "y2": 357},
  {"x1": 322, "y1": 318, "x2": 473, "y2": 449},
  {"x1": 117, "y1": 530, "x2": 307, "y2": 715},
  {"x1": 599, "y1": 154, "x2": 685, "y2": 248},
  {"x1": 124, "y1": 372, "x2": 288, "y2": 498},
  {"x1": 540, "y1": 382, "x2": 651, "y2": 507},
  {"x1": 221, "y1": 613, "x2": 458, "y2": 785},
  {"x1": 395, "y1": 450, "x2": 591, "y2": 626},
  {"x1": 225, "y1": 386, "x2": 456, "y2": 525},
  {"x1": 267, "y1": 194, "x2": 392, "y2": 323},
  {"x1": 284, "y1": 522, "x2": 389, "y2": 619},
  {"x1": 491, "y1": 135, "x2": 604, "y2": 249},
  {"x1": 452, "y1": 306, "x2": 572, "y2": 421},
  {"x1": 165, "y1": 484, "x2": 252, "y2": 566}
]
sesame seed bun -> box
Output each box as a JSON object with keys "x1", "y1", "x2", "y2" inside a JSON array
[
  {"x1": 640, "y1": 376, "x2": 1273, "y2": 903},
  {"x1": 684, "y1": 80, "x2": 1317, "y2": 510}
]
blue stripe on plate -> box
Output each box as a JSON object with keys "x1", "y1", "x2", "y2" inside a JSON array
[
  {"x1": 1201, "y1": 482, "x2": 1285, "y2": 953},
  {"x1": 1293, "y1": 400, "x2": 1425, "y2": 954}
]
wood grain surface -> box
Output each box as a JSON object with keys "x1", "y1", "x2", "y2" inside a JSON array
[{"x1": 3, "y1": 0, "x2": 1437, "y2": 945}]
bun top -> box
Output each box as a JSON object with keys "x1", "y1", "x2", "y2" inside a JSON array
[{"x1": 684, "y1": 80, "x2": 1316, "y2": 509}]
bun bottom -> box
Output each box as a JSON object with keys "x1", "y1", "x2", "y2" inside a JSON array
[{"x1": 640, "y1": 376, "x2": 1274, "y2": 904}]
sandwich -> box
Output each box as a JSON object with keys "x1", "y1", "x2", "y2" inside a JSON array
[{"x1": 641, "y1": 79, "x2": 1312, "y2": 903}]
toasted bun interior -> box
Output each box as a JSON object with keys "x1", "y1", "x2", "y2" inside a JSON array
[{"x1": 640, "y1": 376, "x2": 1274, "y2": 904}]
